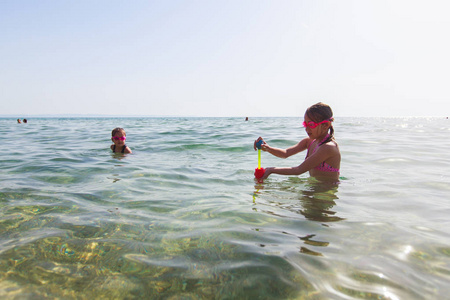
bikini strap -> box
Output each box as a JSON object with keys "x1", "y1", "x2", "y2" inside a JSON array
[
  {"x1": 308, "y1": 134, "x2": 330, "y2": 156},
  {"x1": 307, "y1": 139, "x2": 316, "y2": 157}
]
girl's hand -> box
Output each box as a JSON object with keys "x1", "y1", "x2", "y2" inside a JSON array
[
  {"x1": 262, "y1": 167, "x2": 273, "y2": 180},
  {"x1": 254, "y1": 137, "x2": 267, "y2": 151},
  {"x1": 260, "y1": 143, "x2": 270, "y2": 152}
]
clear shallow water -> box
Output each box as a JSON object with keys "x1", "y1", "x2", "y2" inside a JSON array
[{"x1": 1, "y1": 117, "x2": 449, "y2": 299}]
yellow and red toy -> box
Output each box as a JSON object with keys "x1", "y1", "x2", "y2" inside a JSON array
[{"x1": 254, "y1": 140, "x2": 266, "y2": 179}]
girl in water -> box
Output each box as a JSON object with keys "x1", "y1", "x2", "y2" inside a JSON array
[
  {"x1": 111, "y1": 127, "x2": 132, "y2": 154},
  {"x1": 254, "y1": 102, "x2": 340, "y2": 181}
]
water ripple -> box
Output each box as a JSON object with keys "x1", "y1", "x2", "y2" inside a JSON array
[{"x1": 0, "y1": 117, "x2": 449, "y2": 298}]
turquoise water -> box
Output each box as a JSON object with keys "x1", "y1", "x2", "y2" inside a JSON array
[{"x1": 1, "y1": 117, "x2": 449, "y2": 299}]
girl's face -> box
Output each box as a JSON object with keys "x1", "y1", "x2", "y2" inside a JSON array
[
  {"x1": 112, "y1": 131, "x2": 126, "y2": 146},
  {"x1": 303, "y1": 114, "x2": 330, "y2": 139}
]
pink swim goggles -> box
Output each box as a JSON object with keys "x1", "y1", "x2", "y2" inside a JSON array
[
  {"x1": 112, "y1": 136, "x2": 126, "y2": 141},
  {"x1": 302, "y1": 119, "x2": 330, "y2": 129}
]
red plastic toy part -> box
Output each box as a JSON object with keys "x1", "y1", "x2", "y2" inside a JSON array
[{"x1": 254, "y1": 167, "x2": 266, "y2": 179}]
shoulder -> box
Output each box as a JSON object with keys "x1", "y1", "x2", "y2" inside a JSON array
[
  {"x1": 125, "y1": 146, "x2": 132, "y2": 154},
  {"x1": 292, "y1": 137, "x2": 312, "y2": 151},
  {"x1": 320, "y1": 140, "x2": 340, "y2": 154},
  {"x1": 302, "y1": 137, "x2": 314, "y2": 149}
]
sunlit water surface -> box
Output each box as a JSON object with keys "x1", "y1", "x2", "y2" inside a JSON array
[{"x1": 1, "y1": 117, "x2": 449, "y2": 299}]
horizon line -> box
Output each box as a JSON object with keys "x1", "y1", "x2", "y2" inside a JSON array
[{"x1": 2, "y1": 114, "x2": 448, "y2": 119}]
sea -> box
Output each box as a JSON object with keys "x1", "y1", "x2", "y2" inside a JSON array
[{"x1": 1, "y1": 116, "x2": 449, "y2": 299}]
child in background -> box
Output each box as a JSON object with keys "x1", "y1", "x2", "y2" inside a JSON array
[
  {"x1": 111, "y1": 127, "x2": 132, "y2": 154},
  {"x1": 254, "y1": 102, "x2": 340, "y2": 181}
]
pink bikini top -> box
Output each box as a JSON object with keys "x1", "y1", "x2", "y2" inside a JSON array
[{"x1": 306, "y1": 135, "x2": 340, "y2": 173}]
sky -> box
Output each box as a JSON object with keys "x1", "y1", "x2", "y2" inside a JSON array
[{"x1": 1, "y1": 0, "x2": 450, "y2": 117}]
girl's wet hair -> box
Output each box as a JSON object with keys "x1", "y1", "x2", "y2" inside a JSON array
[
  {"x1": 112, "y1": 127, "x2": 126, "y2": 136},
  {"x1": 306, "y1": 102, "x2": 335, "y2": 145}
]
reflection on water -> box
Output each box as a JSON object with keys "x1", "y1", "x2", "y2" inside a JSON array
[
  {"x1": 252, "y1": 177, "x2": 343, "y2": 262},
  {"x1": 254, "y1": 177, "x2": 344, "y2": 223},
  {"x1": 298, "y1": 180, "x2": 343, "y2": 223}
]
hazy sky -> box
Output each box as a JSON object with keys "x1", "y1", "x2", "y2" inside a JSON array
[{"x1": 2, "y1": 0, "x2": 449, "y2": 117}]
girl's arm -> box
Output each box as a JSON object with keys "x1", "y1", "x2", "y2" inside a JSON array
[
  {"x1": 262, "y1": 143, "x2": 336, "y2": 179},
  {"x1": 124, "y1": 146, "x2": 132, "y2": 154},
  {"x1": 258, "y1": 137, "x2": 310, "y2": 159}
]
